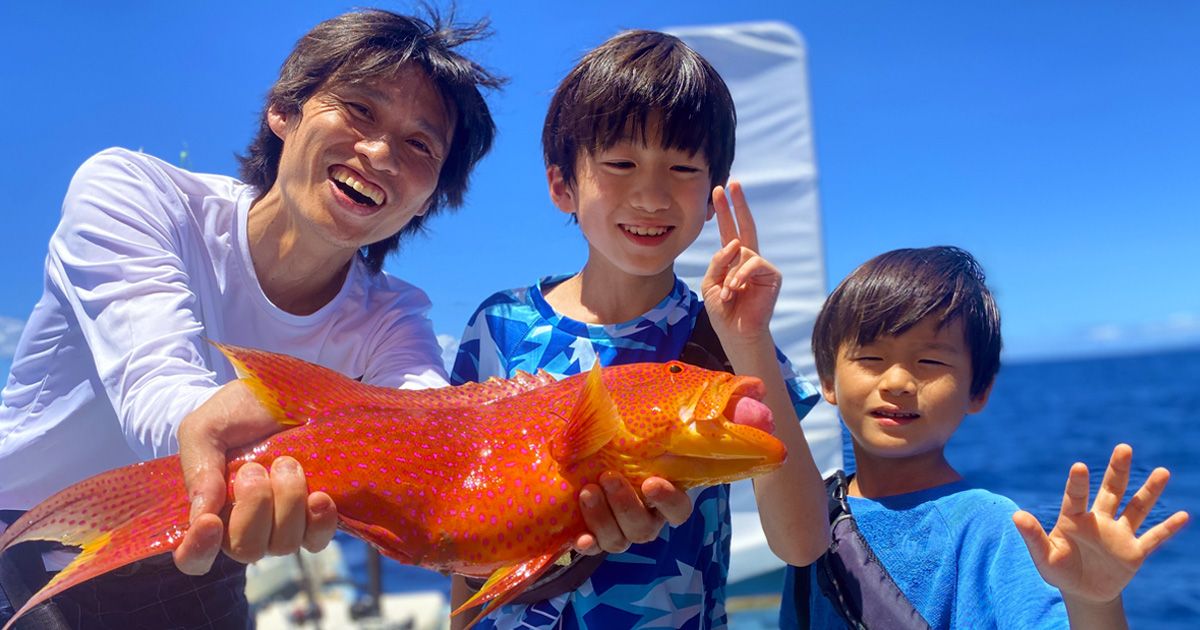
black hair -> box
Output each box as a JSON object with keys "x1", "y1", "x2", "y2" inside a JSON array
[{"x1": 812, "y1": 246, "x2": 1002, "y2": 398}]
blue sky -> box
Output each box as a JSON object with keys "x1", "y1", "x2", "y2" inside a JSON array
[{"x1": 1, "y1": 0, "x2": 1198, "y2": 375}]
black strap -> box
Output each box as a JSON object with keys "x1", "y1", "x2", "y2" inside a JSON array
[
  {"x1": 679, "y1": 309, "x2": 734, "y2": 374},
  {"x1": 807, "y1": 472, "x2": 931, "y2": 630}
]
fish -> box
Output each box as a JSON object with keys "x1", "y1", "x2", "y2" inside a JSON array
[{"x1": 0, "y1": 343, "x2": 786, "y2": 628}]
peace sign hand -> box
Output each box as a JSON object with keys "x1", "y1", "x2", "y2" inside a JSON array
[
  {"x1": 1012, "y1": 444, "x2": 1189, "y2": 605},
  {"x1": 700, "y1": 182, "x2": 781, "y2": 345}
]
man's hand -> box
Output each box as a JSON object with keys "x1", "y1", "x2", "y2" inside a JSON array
[
  {"x1": 172, "y1": 380, "x2": 339, "y2": 574},
  {"x1": 1013, "y1": 444, "x2": 1189, "y2": 604},
  {"x1": 572, "y1": 473, "x2": 693, "y2": 555}
]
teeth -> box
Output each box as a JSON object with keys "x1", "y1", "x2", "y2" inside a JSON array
[
  {"x1": 623, "y1": 225, "x2": 668, "y2": 237},
  {"x1": 330, "y1": 166, "x2": 385, "y2": 205}
]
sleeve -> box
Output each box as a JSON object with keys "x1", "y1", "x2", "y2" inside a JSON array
[
  {"x1": 776, "y1": 347, "x2": 822, "y2": 422},
  {"x1": 359, "y1": 284, "x2": 450, "y2": 390},
  {"x1": 44, "y1": 149, "x2": 222, "y2": 459},
  {"x1": 956, "y1": 495, "x2": 1068, "y2": 629}
]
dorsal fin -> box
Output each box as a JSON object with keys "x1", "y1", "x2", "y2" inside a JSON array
[
  {"x1": 213, "y1": 342, "x2": 559, "y2": 426},
  {"x1": 550, "y1": 362, "x2": 627, "y2": 466}
]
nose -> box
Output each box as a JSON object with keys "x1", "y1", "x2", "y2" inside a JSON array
[
  {"x1": 629, "y1": 175, "x2": 671, "y2": 214},
  {"x1": 356, "y1": 135, "x2": 400, "y2": 176},
  {"x1": 880, "y1": 364, "x2": 916, "y2": 396}
]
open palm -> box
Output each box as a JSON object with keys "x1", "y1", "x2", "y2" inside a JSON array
[{"x1": 1012, "y1": 444, "x2": 1189, "y2": 603}]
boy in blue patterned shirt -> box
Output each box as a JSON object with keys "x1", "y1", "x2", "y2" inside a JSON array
[{"x1": 450, "y1": 30, "x2": 831, "y2": 629}]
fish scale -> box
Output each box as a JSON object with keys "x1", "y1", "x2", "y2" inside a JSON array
[{"x1": 0, "y1": 343, "x2": 787, "y2": 629}]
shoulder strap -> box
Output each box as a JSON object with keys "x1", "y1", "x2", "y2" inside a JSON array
[
  {"x1": 814, "y1": 472, "x2": 932, "y2": 630},
  {"x1": 679, "y1": 309, "x2": 734, "y2": 374}
]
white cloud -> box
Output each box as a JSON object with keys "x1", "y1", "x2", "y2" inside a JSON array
[
  {"x1": 0, "y1": 316, "x2": 25, "y2": 359},
  {"x1": 1086, "y1": 324, "x2": 1123, "y2": 343}
]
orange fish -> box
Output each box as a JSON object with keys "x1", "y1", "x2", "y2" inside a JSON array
[{"x1": 0, "y1": 343, "x2": 786, "y2": 628}]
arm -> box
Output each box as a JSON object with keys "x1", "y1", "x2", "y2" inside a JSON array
[
  {"x1": 49, "y1": 150, "x2": 334, "y2": 572},
  {"x1": 699, "y1": 182, "x2": 830, "y2": 565},
  {"x1": 1012, "y1": 444, "x2": 1189, "y2": 630}
]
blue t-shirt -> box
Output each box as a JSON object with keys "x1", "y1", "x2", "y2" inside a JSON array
[
  {"x1": 780, "y1": 480, "x2": 1068, "y2": 629},
  {"x1": 453, "y1": 274, "x2": 820, "y2": 630}
]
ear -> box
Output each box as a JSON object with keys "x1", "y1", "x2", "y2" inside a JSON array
[
  {"x1": 267, "y1": 105, "x2": 290, "y2": 141},
  {"x1": 546, "y1": 165, "x2": 577, "y2": 215},
  {"x1": 819, "y1": 378, "x2": 837, "y2": 406},
  {"x1": 967, "y1": 380, "x2": 994, "y2": 414},
  {"x1": 706, "y1": 191, "x2": 717, "y2": 221}
]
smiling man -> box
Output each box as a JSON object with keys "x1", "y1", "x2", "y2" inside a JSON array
[{"x1": 0, "y1": 9, "x2": 499, "y2": 628}]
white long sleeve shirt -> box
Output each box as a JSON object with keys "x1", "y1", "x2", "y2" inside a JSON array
[{"x1": 0, "y1": 148, "x2": 448, "y2": 510}]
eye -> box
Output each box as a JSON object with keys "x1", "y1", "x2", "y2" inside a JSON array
[
  {"x1": 407, "y1": 138, "x2": 433, "y2": 155},
  {"x1": 604, "y1": 160, "x2": 635, "y2": 170},
  {"x1": 345, "y1": 101, "x2": 373, "y2": 120},
  {"x1": 668, "y1": 364, "x2": 683, "y2": 374},
  {"x1": 918, "y1": 359, "x2": 949, "y2": 367},
  {"x1": 671, "y1": 165, "x2": 701, "y2": 174}
]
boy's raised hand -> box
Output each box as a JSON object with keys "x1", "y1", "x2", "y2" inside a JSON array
[
  {"x1": 701, "y1": 182, "x2": 780, "y2": 341},
  {"x1": 1012, "y1": 444, "x2": 1189, "y2": 605}
]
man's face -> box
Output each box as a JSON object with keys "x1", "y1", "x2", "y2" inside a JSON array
[
  {"x1": 267, "y1": 65, "x2": 455, "y2": 255},
  {"x1": 823, "y1": 317, "x2": 989, "y2": 469},
  {"x1": 547, "y1": 121, "x2": 715, "y2": 282}
]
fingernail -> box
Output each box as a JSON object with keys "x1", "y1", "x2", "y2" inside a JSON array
[
  {"x1": 580, "y1": 489, "x2": 599, "y2": 509},
  {"x1": 310, "y1": 494, "x2": 333, "y2": 515},
  {"x1": 601, "y1": 476, "x2": 622, "y2": 493},
  {"x1": 273, "y1": 457, "x2": 299, "y2": 474},
  {"x1": 240, "y1": 464, "x2": 266, "y2": 480}
]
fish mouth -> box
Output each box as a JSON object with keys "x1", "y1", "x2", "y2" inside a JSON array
[{"x1": 653, "y1": 376, "x2": 786, "y2": 486}]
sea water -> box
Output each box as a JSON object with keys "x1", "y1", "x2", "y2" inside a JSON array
[{"x1": 342, "y1": 347, "x2": 1199, "y2": 628}]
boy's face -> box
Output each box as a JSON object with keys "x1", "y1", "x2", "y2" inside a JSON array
[
  {"x1": 821, "y1": 317, "x2": 991, "y2": 465},
  {"x1": 547, "y1": 125, "x2": 715, "y2": 281},
  {"x1": 266, "y1": 65, "x2": 454, "y2": 256}
]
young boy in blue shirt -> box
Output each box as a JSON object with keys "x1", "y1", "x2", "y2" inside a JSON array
[
  {"x1": 782, "y1": 246, "x2": 1189, "y2": 629},
  {"x1": 450, "y1": 30, "x2": 831, "y2": 629}
]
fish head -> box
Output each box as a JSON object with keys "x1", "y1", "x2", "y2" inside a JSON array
[{"x1": 600, "y1": 361, "x2": 788, "y2": 488}]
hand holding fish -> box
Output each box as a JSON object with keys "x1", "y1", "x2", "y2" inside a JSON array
[
  {"x1": 573, "y1": 473, "x2": 693, "y2": 555},
  {"x1": 1013, "y1": 444, "x2": 1189, "y2": 626},
  {"x1": 173, "y1": 380, "x2": 338, "y2": 574},
  {"x1": 701, "y1": 181, "x2": 781, "y2": 347}
]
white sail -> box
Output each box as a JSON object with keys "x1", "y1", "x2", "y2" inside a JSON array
[{"x1": 669, "y1": 21, "x2": 842, "y2": 585}]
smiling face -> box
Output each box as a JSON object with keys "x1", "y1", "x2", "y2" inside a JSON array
[
  {"x1": 823, "y1": 317, "x2": 991, "y2": 479},
  {"x1": 263, "y1": 64, "x2": 455, "y2": 259},
  {"x1": 548, "y1": 124, "x2": 715, "y2": 284}
]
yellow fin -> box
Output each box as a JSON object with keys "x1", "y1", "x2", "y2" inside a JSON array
[
  {"x1": 550, "y1": 362, "x2": 624, "y2": 466},
  {"x1": 453, "y1": 551, "x2": 560, "y2": 628}
]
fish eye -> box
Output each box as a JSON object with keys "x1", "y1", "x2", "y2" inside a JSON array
[{"x1": 668, "y1": 364, "x2": 683, "y2": 374}]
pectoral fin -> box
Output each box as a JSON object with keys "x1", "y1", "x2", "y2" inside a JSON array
[
  {"x1": 550, "y1": 362, "x2": 624, "y2": 466},
  {"x1": 453, "y1": 550, "x2": 560, "y2": 627}
]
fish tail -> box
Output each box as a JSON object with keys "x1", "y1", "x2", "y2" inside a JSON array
[{"x1": 0, "y1": 456, "x2": 189, "y2": 629}]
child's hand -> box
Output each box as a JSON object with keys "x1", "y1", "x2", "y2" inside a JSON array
[
  {"x1": 701, "y1": 182, "x2": 781, "y2": 342},
  {"x1": 1013, "y1": 444, "x2": 1189, "y2": 604}
]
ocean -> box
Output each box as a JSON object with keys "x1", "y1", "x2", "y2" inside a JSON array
[{"x1": 338, "y1": 346, "x2": 1199, "y2": 628}]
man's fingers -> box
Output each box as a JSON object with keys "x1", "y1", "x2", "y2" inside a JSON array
[
  {"x1": 303, "y1": 492, "x2": 338, "y2": 553},
  {"x1": 1060, "y1": 462, "x2": 1090, "y2": 518},
  {"x1": 267, "y1": 457, "x2": 308, "y2": 556},
  {"x1": 643, "y1": 477, "x2": 692, "y2": 527},
  {"x1": 173, "y1": 513, "x2": 223, "y2": 575},
  {"x1": 726, "y1": 182, "x2": 759, "y2": 252},
  {"x1": 1094, "y1": 444, "x2": 1133, "y2": 517},
  {"x1": 224, "y1": 463, "x2": 273, "y2": 563}
]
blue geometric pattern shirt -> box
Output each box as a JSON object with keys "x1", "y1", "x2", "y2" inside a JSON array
[{"x1": 452, "y1": 274, "x2": 820, "y2": 630}]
